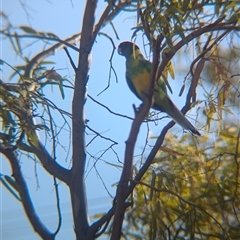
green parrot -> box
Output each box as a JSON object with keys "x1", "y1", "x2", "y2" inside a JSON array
[{"x1": 118, "y1": 41, "x2": 201, "y2": 136}]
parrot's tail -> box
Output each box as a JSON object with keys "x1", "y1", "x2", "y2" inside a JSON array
[{"x1": 154, "y1": 98, "x2": 201, "y2": 136}]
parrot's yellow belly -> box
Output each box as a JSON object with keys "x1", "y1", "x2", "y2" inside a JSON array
[{"x1": 131, "y1": 71, "x2": 151, "y2": 98}]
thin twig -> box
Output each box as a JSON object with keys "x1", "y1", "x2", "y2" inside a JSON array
[
  {"x1": 88, "y1": 94, "x2": 134, "y2": 120},
  {"x1": 86, "y1": 125, "x2": 118, "y2": 145},
  {"x1": 64, "y1": 47, "x2": 77, "y2": 71},
  {"x1": 47, "y1": 105, "x2": 62, "y2": 237},
  {"x1": 1, "y1": 32, "x2": 80, "y2": 52},
  {"x1": 97, "y1": 32, "x2": 118, "y2": 96},
  {"x1": 233, "y1": 129, "x2": 240, "y2": 208}
]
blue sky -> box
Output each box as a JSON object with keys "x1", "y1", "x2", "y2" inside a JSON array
[{"x1": 0, "y1": 1, "x2": 207, "y2": 239}]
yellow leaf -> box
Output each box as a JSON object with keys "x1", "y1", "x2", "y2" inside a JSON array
[
  {"x1": 162, "y1": 48, "x2": 175, "y2": 80},
  {"x1": 219, "y1": 131, "x2": 236, "y2": 139},
  {"x1": 27, "y1": 130, "x2": 39, "y2": 147}
]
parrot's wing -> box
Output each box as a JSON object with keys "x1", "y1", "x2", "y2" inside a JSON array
[
  {"x1": 126, "y1": 75, "x2": 142, "y2": 101},
  {"x1": 142, "y1": 59, "x2": 152, "y2": 72},
  {"x1": 152, "y1": 85, "x2": 171, "y2": 112}
]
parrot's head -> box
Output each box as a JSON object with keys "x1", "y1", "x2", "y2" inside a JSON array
[{"x1": 118, "y1": 41, "x2": 140, "y2": 59}]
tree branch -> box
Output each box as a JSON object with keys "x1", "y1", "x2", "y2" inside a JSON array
[
  {"x1": 70, "y1": 0, "x2": 97, "y2": 238},
  {"x1": 47, "y1": 105, "x2": 62, "y2": 237},
  {"x1": 0, "y1": 143, "x2": 54, "y2": 240},
  {"x1": 27, "y1": 141, "x2": 71, "y2": 184}
]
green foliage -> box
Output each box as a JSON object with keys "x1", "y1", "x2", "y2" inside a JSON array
[
  {"x1": 132, "y1": 0, "x2": 239, "y2": 44},
  {"x1": 122, "y1": 129, "x2": 240, "y2": 239},
  {"x1": 0, "y1": 56, "x2": 70, "y2": 147}
]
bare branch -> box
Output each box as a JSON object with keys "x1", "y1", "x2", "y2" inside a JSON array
[
  {"x1": 1, "y1": 32, "x2": 80, "y2": 52},
  {"x1": 27, "y1": 140, "x2": 71, "y2": 184},
  {"x1": 70, "y1": 0, "x2": 97, "y2": 238},
  {"x1": 64, "y1": 47, "x2": 77, "y2": 71},
  {"x1": 92, "y1": 0, "x2": 130, "y2": 41},
  {"x1": 47, "y1": 105, "x2": 62, "y2": 237},
  {"x1": 97, "y1": 32, "x2": 118, "y2": 96},
  {"x1": 0, "y1": 143, "x2": 54, "y2": 240},
  {"x1": 233, "y1": 129, "x2": 240, "y2": 205},
  {"x1": 86, "y1": 125, "x2": 118, "y2": 146},
  {"x1": 88, "y1": 94, "x2": 134, "y2": 120}
]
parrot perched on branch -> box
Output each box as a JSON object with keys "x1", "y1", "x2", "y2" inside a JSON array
[{"x1": 118, "y1": 41, "x2": 201, "y2": 136}]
